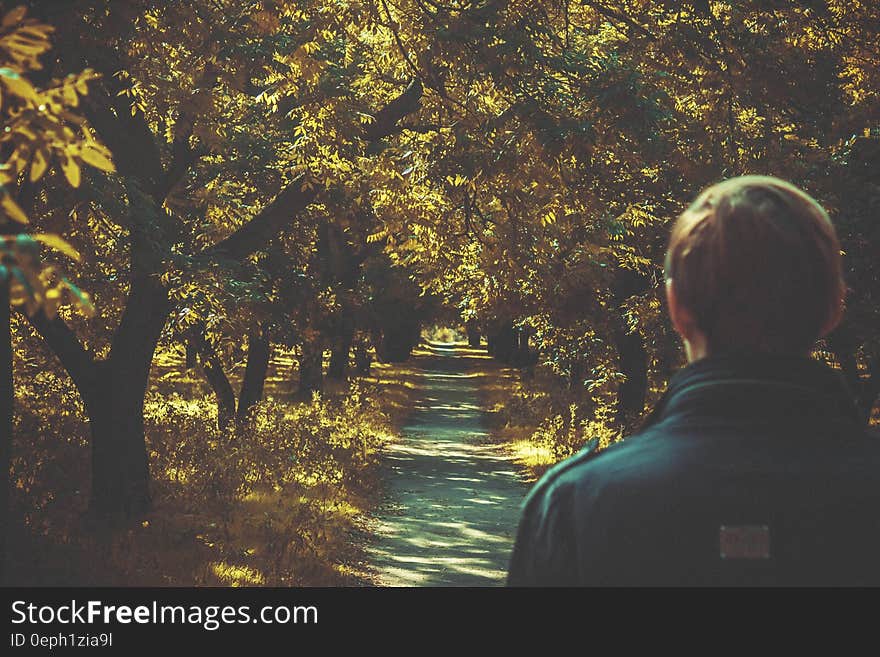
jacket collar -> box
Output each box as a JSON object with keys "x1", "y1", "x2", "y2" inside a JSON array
[{"x1": 642, "y1": 352, "x2": 863, "y2": 430}]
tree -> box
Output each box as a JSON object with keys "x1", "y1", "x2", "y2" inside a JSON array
[
  {"x1": 0, "y1": 5, "x2": 106, "y2": 580},
  {"x1": 13, "y1": 0, "x2": 430, "y2": 518}
]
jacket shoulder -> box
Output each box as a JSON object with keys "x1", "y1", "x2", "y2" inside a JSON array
[{"x1": 522, "y1": 438, "x2": 603, "y2": 508}]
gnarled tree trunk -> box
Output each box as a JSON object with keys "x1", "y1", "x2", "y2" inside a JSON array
[
  {"x1": 237, "y1": 329, "x2": 271, "y2": 423},
  {"x1": 613, "y1": 322, "x2": 648, "y2": 428},
  {"x1": 297, "y1": 336, "x2": 324, "y2": 400},
  {"x1": 328, "y1": 319, "x2": 354, "y2": 380},
  {"x1": 86, "y1": 274, "x2": 169, "y2": 517},
  {"x1": 466, "y1": 319, "x2": 481, "y2": 348},
  {"x1": 829, "y1": 324, "x2": 880, "y2": 425},
  {"x1": 354, "y1": 338, "x2": 372, "y2": 376}
]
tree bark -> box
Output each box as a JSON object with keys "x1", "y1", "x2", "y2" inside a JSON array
[
  {"x1": 490, "y1": 322, "x2": 517, "y2": 363},
  {"x1": 297, "y1": 336, "x2": 324, "y2": 400},
  {"x1": 568, "y1": 358, "x2": 585, "y2": 391},
  {"x1": 380, "y1": 320, "x2": 420, "y2": 362},
  {"x1": 87, "y1": 274, "x2": 169, "y2": 517},
  {"x1": 237, "y1": 330, "x2": 271, "y2": 423},
  {"x1": 328, "y1": 328, "x2": 353, "y2": 380},
  {"x1": 27, "y1": 273, "x2": 167, "y2": 519},
  {"x1": 466, "y1": 319, "x2": 481, "y2": 347},
  {"x1": 829, "y1": 325, "x2": 879, "y2": 424},
  {"x1": 198, "y1": 342, "x2": 236, "y2": 430},
  {"x1": 353, "y1": 338, "x2": 372, "y2": 376},
  {"x1": 613, "y1": 322, "x2": 648, "y2": 427}
]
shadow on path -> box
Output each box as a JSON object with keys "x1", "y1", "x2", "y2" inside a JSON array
[{"x1": 366, "y1": 342, "x2": 528, "y2": 586}]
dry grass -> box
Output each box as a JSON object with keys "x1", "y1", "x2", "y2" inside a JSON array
[
  {"x1": 8, "y1": 344, "x2": 425, "y2": 587},
  {"x1": 472, "y1": 351, "x2": 622, "y2": 483}
]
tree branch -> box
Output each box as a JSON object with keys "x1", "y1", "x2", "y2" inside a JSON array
[
  {"x1": 81, "y1": 79, "x2": 166, "y2": 194},
  {"x1": 154, "y1": 137, "x2": 207, "y2": 204},
  {"x1": 580, "y1": 1, "x2": 657, "y2": 41},
  {"x1": 363, "y1": 78, "x2": 424, "y2": 142},
  {"x1": 202, "y1": 173, "x2": 319, "y2": 261},
  {"x1": 204, "y1": 79, "x2": 424, "y2": 262},
  {"x1": 24, "y1": 309, "x2": 98, "y2": 396}
]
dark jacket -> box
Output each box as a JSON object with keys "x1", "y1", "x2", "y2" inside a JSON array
[{"x1": 507, "y1": 353, "x2": 880, "y2": 586}]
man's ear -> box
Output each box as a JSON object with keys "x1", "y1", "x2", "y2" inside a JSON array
[{"x1": 666, "y1": 278, "x2": 688, "y2": 339}]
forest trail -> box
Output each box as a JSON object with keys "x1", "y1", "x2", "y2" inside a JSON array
[{"x1": 366, "y1": 342, "x2": 528, "y2": 586}]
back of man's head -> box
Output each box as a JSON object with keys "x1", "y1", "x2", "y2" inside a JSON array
[{"x1": 665, "y1": 175, "x2": 845, "y2": 355}]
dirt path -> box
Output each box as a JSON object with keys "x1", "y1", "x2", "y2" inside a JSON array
[{"x1": 366, "y1": 342, "x2": 528, "y2": 586}]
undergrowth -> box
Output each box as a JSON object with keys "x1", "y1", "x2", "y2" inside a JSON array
[{"x1": 8, "y1": 353, "x2": 398, "y2": 586}]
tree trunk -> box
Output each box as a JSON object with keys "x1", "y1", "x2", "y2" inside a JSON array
[
  {"x1": 466, "y1": 319, "x2": 481, "y2": 348},
  {"x1": 613, "y1": 323, "x2": 648, "y2": 427},
  {"x1": 200, "y1": 347, "x2": 236, "y2": 430},
  {"x1": 86, "y1": 274, "x2": 169, "y2": 518},
  {"x1": 83, "y1": 368, "x2": 151, "y2": 519},
  {"x1": 354, "y1": 339, "x2": 372, "y2": 376},
  {"x1": 370, "y1": 327, "x2": 386, "y2": 363},
  {"x1": 513, "y1": 326, "x2": 535, "y2": 366},
  {"x1": 0, "y1": 278, "x2": 11, "y2": 585},
  {"x1": 491, "y1": 323, "x2": 517, "y2": 363},
  {"x1": 379, "y1": 320, "x2": 420, "y2": 362},
  {"x1": 829, "y1": 325, "x2": 879, "y2": 424},
  {"x1": 568, "y1": 358, "x2": 585, "y2": 391},
  {"x1": 328, "y1": 322, "x2": 354, "y2": 381},
  {"x1": 297, "y1": 336, "x2": 324, "y2": 400},
  {"x1": 237, "y1": 329, "x2": 271, "y2": 423}
]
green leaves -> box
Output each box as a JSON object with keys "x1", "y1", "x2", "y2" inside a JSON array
[
  {"x1": 0, "y1": 7, "x2": 103, "y2": 319},
  {"x1": 0, "y1": 233, "x2": 93, "y2": 318}
]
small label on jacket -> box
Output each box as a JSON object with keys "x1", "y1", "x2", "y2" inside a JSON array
[{"x1": 720, "y1": 525, "x2": 770, "y2": 559}]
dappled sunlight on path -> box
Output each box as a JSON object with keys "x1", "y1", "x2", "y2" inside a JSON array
[{"x1": 366, "y1": 343, "x2": 528, "y2": 586}]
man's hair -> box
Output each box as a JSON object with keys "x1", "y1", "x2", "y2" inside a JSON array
[{"x1": 664, "y1": 175, "x2": 844, "y2": 354}]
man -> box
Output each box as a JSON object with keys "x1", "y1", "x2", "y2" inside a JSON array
[{"x1": 507, "y1": 175, "x2": 880, "y2": 586}]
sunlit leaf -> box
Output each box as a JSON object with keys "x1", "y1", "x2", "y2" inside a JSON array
[
  {"x1": 0, "y1": 191, "x2": 28, "y2": 223},
  {"x1": 29, "y1": 147, "x2": 47, "y2": 182},
  {"x1": 1, "y1": 6, "x2": 27, "y2": 29},
  {"x1": 34, "y1": 233, "x2": 81, "y2": 261},
  {"x1": 60, "y1": 156, "x2": 81, "y2": 187},
  {"x1": 79, "y1": 143, "x2": 115, "y2": 172}
]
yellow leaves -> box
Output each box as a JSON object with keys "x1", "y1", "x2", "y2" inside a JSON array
[
  {"x1": 33, "y1": 233, "x2": 81, "y2": 261},
  {"x1": 251, "y1": 10, "x2": 280, "y2": 35},
  {"x1": 0, "y1": 6, "x2": 53, "y2": 71},
  {"x1": 29, "y1": 146, "x2": 46, "y2": 181},
  {"x1": 287, "y1": 41, "x2": 325, "y2": 83},
  {"x1": 541, "y1": 209, "x2": 557, "y2": 226},
  {"x1": 0, "y1": 10, "x2": 107, "y2": 200},
  {"x1": 73, "y1": 73, "x2": 90, "y2": 96},
  {"x1": 143, "y1": 11, "x2": 160, "y2": 29},
  {"x1": 298, "y1": 41, "x2": 320, "y2": 56},
  {"x1": 0, "y1": 190, "x2": 27, "y2": 223},
  {"x1": 355, "y1": 111, "x2": 375, "y2": 125},
  {"x1": 446, "y1": 174, "x2": 469, "y2": 187},
  {"x1": 79, "y1": 141, "x2": 115, "y2": 173},
  {"x1": 0, "y1": 66, "x2": 38, "y2": 103},
  {"x1": 0, "y1": 235, "x2": 94, "y2": 319},
  {"x1": 60, "y1": 155, "x2": 81, "y2": 187},
  {"x1": 366, "y1": 229, "x2": 388, "y2": 243},
  {"x1": 1, "y1": 6, "x2": 26, "y2": 28}
]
